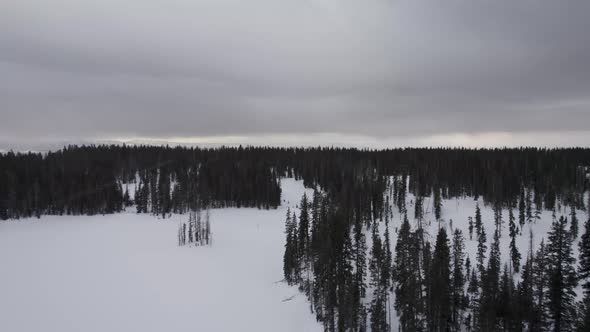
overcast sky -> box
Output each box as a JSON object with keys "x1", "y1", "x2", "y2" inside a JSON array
[{"x1": 1, "y1": 0, "x2": 589, "y2": 149}]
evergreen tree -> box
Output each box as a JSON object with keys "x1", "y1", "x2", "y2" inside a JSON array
[
  {"x1": 370, "y1": 223, "x2": 389, "y2": 332},
  {"x1": 430, "y1": 227, "x2": 451, "y2": 331},
  {"x1": 571, "y1": 206, "x2": 579, "y2": 240},
  {"x1": 498, "y1": 264, "x2": 518, "y2": 330},
  {"x1": 519, "y1": 188, "x2": 526, "y2": 228},
  {"x1": 526, "y1": 189, "x2": 534, "y2": 223},
  {"x1": 519, "y1": 251, "x2": 535, "y2": 329},
  {"x1": 493, "y1": 203, "x2": 503, "y2": 238},
  {"x1": 509, "y1": 208, "x2": 522, "y2": 273},
  {"x1": 298, "y1": 193, "x2": 310, "y2": 260},
  {"x1": 476, "y1": 223, "x2": 487, "y2": 277},
  {"x1": 580, "y1": 206, "x2": 590, "y2": 293},
  {"x1": 475, "y1": 204, "x2": 483, "y2": 238},
  {"x1": 451, "y1": 229, "x2": 466, "y2": 330},
  {"x1": 283, "y1": 208, "x2": 298, "y2": 284},
  {"x1": 531, "y1": 239, "x2": 549, "y2": 331},
  {"x1": 467, "y1": 268, "x2": 480, "y2": 332},
  {"x1": 546, "y1": 216, "x2": 578, "y2": 331},
  {"x1": 395, "y1": 215, "x2": 423, "y2": 331},
  {"x1": 434, "y1": 188, "x2": 442, "y2": 221},
  {"x1": 352, "y1": 216, "x2": 368, "y2": 328},
  {"x1": 468, "y1": 216, "x2": 474, "y2": 241},
  {"x1": 479, "y1": 230, "x2": 501, "y2": 331},
  {"x1": 415, "y1": 195, "x2": 424, "y2": 224}
]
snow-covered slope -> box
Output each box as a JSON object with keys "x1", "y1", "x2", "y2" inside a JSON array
[{"x1": 0, "y1": 178, "x2": 321, "y2": 332}]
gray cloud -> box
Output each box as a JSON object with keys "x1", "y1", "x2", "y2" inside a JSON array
[{"x1": 1, "y1": 0, "x2": 589, "y2": 148}]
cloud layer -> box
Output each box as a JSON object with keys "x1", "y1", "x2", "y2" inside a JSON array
[{"x1": 1, "y1": 0, "x2": 589, "y2": 148}]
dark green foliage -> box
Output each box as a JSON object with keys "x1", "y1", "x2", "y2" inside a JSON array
[
  {"x1": 433, "y1": 188, "x2": 442, "y2": 221},
  {"x1": 580, "y1": 206, "x2": 590, "y2": 294},
  {"x1": 283, "y1": 208, "x2": 299, "y2": 284},
  {"x1": 531, "y1": 240, "x2": 550, "y2": 331},
  {"x1": 451, "y1": 229, "x2": 466, "y2": 330},
  {"x1": 546, "y1": 216, "x2": 578, "y2": 331},
  {"x1": 571, "y1": 206, "x2": 579, "y2": 239},
  {"x1": 395, "y1": 215, "x2": 424, "y2": 331},
  {"x1": 509, "y1": 208, "x2": 522, "y2": 273},
  {"x1": 479, "y1": 230, "x2": 501, "y2": 331},
  {"x1": 429, "y1": 228, "x2": 452, "y2": 331}
]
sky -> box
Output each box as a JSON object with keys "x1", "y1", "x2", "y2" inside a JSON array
[{"x1": 1, "y1": 0, "x2": 590, "y2": 150}]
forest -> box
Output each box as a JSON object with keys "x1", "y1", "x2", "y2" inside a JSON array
[{"x1": 1, "y1": 145, "x2": 590, "y2": 331}]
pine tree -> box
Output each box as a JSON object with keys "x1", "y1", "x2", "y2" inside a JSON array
[
  {"x1": 493, "y1": 203, "x2": 503, "y2": 238},
  {"x1": 383, "y1": 223, "x2": 393, "y2": 291},
  {"x1": 415, "y1": 195, "x2": 424, "y2": 224},
  {"x1": 509, "y1": 208, "x2": 521, "y2": 273},
  {"x1": 519, "y1": 251, "x2": 534, "y2": 329},
  {"x1": 498, "y1": 264, "x2": 517, "y2": 330},
  {"x1": 468, "y1": 216, "x2": 474, "y2": 240},
  {"x1": 476, "y1": 223, "x2": 487, "y2": 277},
  {"x1": 369, "y1": 224, "x2": 389, "y2": 332},
  {"x1": 479, "y1": 230, "x2": 501, "y2": 331},
  {"x1": 434, "y1": 188, "x2": 442, "y2": 221},
  {"x1": 352, "y1": 217, "x2": 368, "y2": 328},
  {"x1": 283, "y1": 208, "x2": 298, "y2": 284},
  {"x1": 394, "y1": 215, "x2": 423, "y2": 331},
  {"x1": 298, "y1": 193, "x2": 310, "y2": 260},
  {"x1": 546, "y1": 216, "x2": 578, "y2": 331},
  {"x1": 570, "y1": 206, "x2": 579, "y2": 240},
  {"x1": 526, "y1": 189, "x2": 534, "y2": 223},
  {"x1": 451, "y1": 229, "x2": 466, "y2": 331},
  {"x1": 519, "y1": 188, "x2": 526, "y2": 228},
  {"x1": 467, "y1": 268, "x2": 480, "y2": 332},
  {"x1": 531, "y1": 239, "x2": 549, "y2": 331},
  {"x1": 580, "y1": 207, "x2": 590, "y2": 293},
  {"x1": 475, "y1": 204, "x2": 483, "y2": 238},
  {"x1": 579, "y1": 193, "x2": 590, "y2": 332},
  {"x1": 429, "y1": 227, "x2": 452, "y2": 331}
]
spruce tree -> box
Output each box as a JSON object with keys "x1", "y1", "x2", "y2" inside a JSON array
[
  {"x1": 526, "y1": 190, "x2": 534, "y2": 223},
  {"x1": 546, "y1": 216, "x2": 578, "y2": 331},
  {"x1": 283, "y1": 208, "x2": 298, "y2": 284},
  {"x1": 370, "y1": 224, "x2": 389, "y2": 332},
  {"x1": 475, "y1": 204, "x2": 483, "y2": 238},
  {"x1": 519, "y1": 188, "x2": 526, "y2": 228},
  {"x1": 476, "y1": 223, "x2": 487, "y2": 277},
  {"x1": 531, "y1": 239, "x2": 549, "y2": 331},
  {"x1": 498, "y1": 264, "x2": 517, "y2": 330},
  {"x1": 479, "y1": 230, "x2": 501, "y2": 331},
  {"x1": 493, "y1": 203, "x2": 503, "y2": 238},
  {"x1": 580, "y1": 206, "x2": 590, "y2": 293},
  {"x1": 519, "y1": 251, "x2": 535, "y2": 329},
  {"x1": 509, "y1": 208, "x2": 522, "y2": 273},
  {"x1": 451, "y1": 229, "x2": 466, "y2": 330},
  {"x1": 394, "y1": 215, "x2": 423, "y2": 331},
  {"x1": 571, "y1": 206, "x2": 579, "y2": 240},
  {"x1": 434, "y1": 188, "x2": 442, "y2": 221},
  {"x1": 579, "y1": 192, "x2": 590, "y2": 331},
  {"x1": 298, "y1": 193, "x2": 310, "y2": 260},
  {"x1": 430, "y1": 227, "x2": 451, "y2": 331}
]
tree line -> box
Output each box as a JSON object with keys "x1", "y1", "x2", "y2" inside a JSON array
[{"x1": 2, "y1": 145, "x2": 588, "y2": 220}]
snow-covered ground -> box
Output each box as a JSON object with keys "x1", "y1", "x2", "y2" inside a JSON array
[
  {"x1": 1, "y1": 175, "x2": 587, "y2": 332},
  {"x1": 0, "y1": 178, "x2": 321, "y2": 332}
]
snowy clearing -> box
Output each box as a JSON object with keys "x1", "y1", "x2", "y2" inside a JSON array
[{"x1": 0, "y1": 179, "x2": 321, "y2": 332}]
